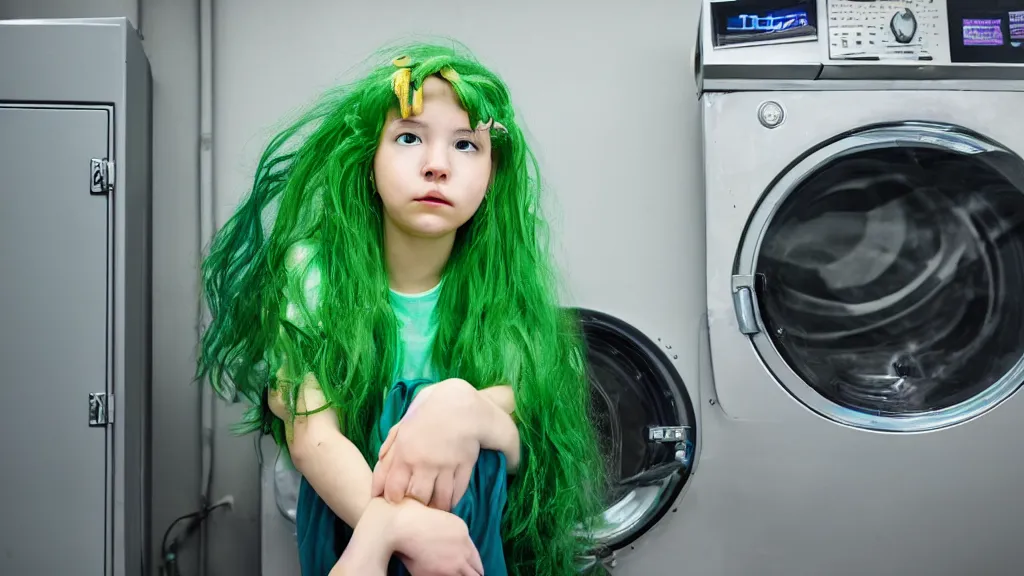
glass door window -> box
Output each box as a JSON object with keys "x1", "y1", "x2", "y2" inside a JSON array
[{"x1": 736, "y1": 123, "x2": 1024, "y2": 431}]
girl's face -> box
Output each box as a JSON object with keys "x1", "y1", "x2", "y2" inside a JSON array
[{"x1": 373, "y1": 75, "x2": 493, "y2": 241}]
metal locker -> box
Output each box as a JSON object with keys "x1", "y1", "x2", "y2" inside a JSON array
[{"x1": 0, "y1": 18, "x2": 153, "y2": 576}]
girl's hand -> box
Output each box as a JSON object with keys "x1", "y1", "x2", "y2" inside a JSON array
[
  {"x1": 329, "y1": 553, "x2": 387, "y2": 576},
  {"x1": 392, "y1": 499, "x2": 485, "y2": 576},
  {"x1": 330, "y1": 499, "x2": 397, "y2": 576},
  {"x1": 371, "y1": 378, "x2": 483, "y2": 511}
]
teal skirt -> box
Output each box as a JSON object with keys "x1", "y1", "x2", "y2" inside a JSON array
[{"x1": 295, "y1": 380, "x2": 509, "y2": 575}]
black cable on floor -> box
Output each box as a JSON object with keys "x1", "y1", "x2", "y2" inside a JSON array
[{"x1": 159, "y1": 501, "x2": 231, "y2": 576}]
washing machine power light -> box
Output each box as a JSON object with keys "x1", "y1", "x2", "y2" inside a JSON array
[{"x1": 758, "y1": 101, "x2": 785, "y2": 128}]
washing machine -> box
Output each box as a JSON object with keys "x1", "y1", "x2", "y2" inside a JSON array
[{"x1": 656, "y1": 0, "x2": 1024, "y2": 575}]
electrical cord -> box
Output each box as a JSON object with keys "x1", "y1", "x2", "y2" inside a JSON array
[{"x1": 160, "y1": 497, "x2": 233, "y2": 576}]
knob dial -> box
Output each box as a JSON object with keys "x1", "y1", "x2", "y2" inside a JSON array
[
  {"x1": 758, "y1": 101, "x2": 785, "y2": 129},
  {"x1": 890, "y1": 8, "x2": 918, "y2": 44}
]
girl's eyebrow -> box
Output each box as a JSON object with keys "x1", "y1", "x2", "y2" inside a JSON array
[{"x1": 393, "y1": 118, "x2": 476, "y2": 138}]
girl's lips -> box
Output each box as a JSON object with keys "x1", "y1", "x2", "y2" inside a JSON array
[{"x1": 415, "y1": 192, "x2": 452, "y2": 206}]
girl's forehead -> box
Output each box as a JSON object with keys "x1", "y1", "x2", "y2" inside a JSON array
[{"x1": 420, "y1": 75, "x2": 457, "y2": 101}]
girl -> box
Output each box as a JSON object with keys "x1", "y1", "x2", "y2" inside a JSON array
[{"x1": 196, "y1": 40, "x2": 607, "y2": 575}]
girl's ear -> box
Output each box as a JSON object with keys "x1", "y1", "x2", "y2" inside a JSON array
[{"x1": 368, "y1": 170, "x2": 379, "y2": 198}]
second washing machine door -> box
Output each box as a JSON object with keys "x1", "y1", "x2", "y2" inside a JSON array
[
  {"x1": 733, "y1": 121, "x2": 1024, "y2": 432},
  {"x1": 572, "y1": 308, "x2": 697, "y2": 569}
]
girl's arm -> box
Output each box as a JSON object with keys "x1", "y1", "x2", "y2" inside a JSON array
[
  {"x1": 269, "y1": 371, "x2": 374, "y2": 528},
  {"x1": 273, "y1": 376, "x2": 520, "y2": 524},
  {"x1": 478, "y1": 385, "x2": 515, "y2": 414},
  {"x1": 331, "y1": 497, "x2": 487, "y2": 576},
  {"x1": 395, "y1": 380, "x2": 521, "y2": 473},
  {"x1": 474, "y1": 386, "x2": 522, "y2": 473},
  {"x1": 266, "y1": 242, "x2": 380, "y2": 528},
  {"x1": 328, "y1": 498, "x2": 396, "y2": 575},
  {"x1": 373, "y1": 380, "x2": 523, "y2": 507}
]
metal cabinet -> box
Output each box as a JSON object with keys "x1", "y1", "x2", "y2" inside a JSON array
[{"x1": 0, "y1": 18, "x2": 152, "y2": 576}]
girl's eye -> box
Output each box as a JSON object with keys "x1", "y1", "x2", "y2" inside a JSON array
[
  {"x1": 396, "y1": 133, "x2": 421, "y2": 145},
  {"x1": 455, "y1": 140, "x2": 478, "y2": 152}
]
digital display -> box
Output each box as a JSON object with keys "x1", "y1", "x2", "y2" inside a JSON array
[
  {"x1": 726, "y1": 10, "x2": 811, "y2": 33},
  {"x1": 963, "y1": 18, "x2": 1005, "y2": 46},
  {"x1": 947, "y1": 0, "x2": 1024, "y2": 62},
  {"x1": 711, "y1": 0, "x2": 817, "y2": 47},
  {"x1": 1009, "y1": 11, "x2": 1024, "y2": 40}
]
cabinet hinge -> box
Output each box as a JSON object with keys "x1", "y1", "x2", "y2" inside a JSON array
[
  {"x1": 89, "y1": 392, "x2": 114, "y2": 426},
  {"x1": 90, "y1": 158, "x2": 115, "y2": 195}
]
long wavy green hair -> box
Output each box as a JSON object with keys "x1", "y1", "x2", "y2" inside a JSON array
[{"x1": 196, "y1": 40, "x2": 607, "y2": 574}]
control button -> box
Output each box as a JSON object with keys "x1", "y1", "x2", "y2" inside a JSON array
[{"x1": 758, "y1": 101, "x2": 785, "y2": 128}]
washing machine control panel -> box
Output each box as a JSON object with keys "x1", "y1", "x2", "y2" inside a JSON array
[
  {"x1": 699, "y1": 0, "x2": 1024, "y2": 78},
  {"x1": 827, "y1": 0, "x2": 947, "y2": 61},
  {"x1": 827, "y1": 0, "x2": 1024, "y2": 64}
]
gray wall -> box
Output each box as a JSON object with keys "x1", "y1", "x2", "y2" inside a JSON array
[{"x1": 0, "y1": 1, "x2": 704, "y2": 575}]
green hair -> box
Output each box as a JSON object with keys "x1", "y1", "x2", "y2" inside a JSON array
[{"x1": 196, "y1": 40, "x2": 607, "y2": 574}]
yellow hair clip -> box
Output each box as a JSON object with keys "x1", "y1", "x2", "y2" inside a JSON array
[
  {"x1": 391, "y1": 67, "x2": 415, "y2": 118},
  {"x1": 390, "y1": 56, "x2": 423, "y2": 118},
  {"x1": 439, "y1": 66, "x2": 460, "y2": 83}
]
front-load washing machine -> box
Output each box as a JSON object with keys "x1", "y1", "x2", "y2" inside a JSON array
[{"x1": 667, "y1": 0, "x2": 1024, "y2": 575}]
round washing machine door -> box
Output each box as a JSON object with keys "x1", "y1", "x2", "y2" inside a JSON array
[
  {"x1": 571, "y1": 308, "x2": 696, "y2": 568},
  {"x1": 733, "y1": 122, "x2": 1024, "y2": 432}
]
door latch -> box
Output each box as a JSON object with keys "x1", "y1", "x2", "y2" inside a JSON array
[
  {"x1": 648, "y1": 425, "x2": 694, "y2": 469},
  {"x1": 89, "y1": 392, "x2": 113, "y2": 426},
  {"x1": 90, "y1": 158, "x2": 115, "y2": 195}
]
